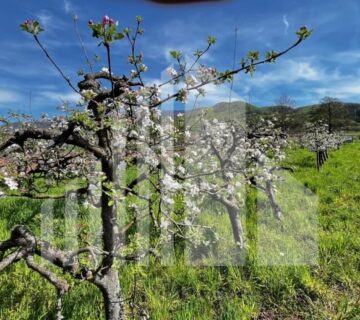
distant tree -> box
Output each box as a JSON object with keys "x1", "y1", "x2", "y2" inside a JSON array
[
  {"x1": 300, "y1": 121, "x2": 343, "y2": 170},
  {"x1": 273, "y1": 94, "x2": 296, "y2": 132},
  {"x1": 311, "y1": 97, "x2": 349, "y2": 132}
]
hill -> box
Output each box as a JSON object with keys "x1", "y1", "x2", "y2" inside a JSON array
[{"x1": 182, "y1": 101, "x2": 360, "y2": 132}]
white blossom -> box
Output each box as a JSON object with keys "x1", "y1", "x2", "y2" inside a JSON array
[
  {"x1": 101, "y1": 67, "x2": 110, "y2": 74},
  {"x1": 166, "y1": 67, "x2": 178, "y2": 77},
  {"x1": 4, "y1": 177, "x2": 18, "y2": 190}
]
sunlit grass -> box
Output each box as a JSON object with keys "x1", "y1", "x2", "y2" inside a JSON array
[{"x1": 0, "y1": 142, "x2": 359, "y2": 319}]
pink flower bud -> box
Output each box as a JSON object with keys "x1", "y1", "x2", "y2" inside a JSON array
[
  {"x1": 102, "y1": 15, "x2": 111, "y2": 26},
  {"x1": 24, "y1": 19, "x2": 33, "y2": 26}
]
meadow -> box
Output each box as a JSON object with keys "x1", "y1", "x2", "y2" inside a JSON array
[{"x1": 0, "y1": 141, "x2": 359, "y2": 319}]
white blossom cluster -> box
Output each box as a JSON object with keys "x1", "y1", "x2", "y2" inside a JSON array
[
  {"x1": 299, "y1": 121, "x2": 344, "y2": 151},
  {"x1": 0, "y1": 56, "x2": 287, "y2": 251}
]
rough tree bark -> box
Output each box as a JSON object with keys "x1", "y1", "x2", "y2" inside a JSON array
[
  {"x1": 224, "y1": 199, "x2": 244, "y2": 249},
  {"x1": 96, "y1": 155, "x2": 125, "y2": 320},
  {"x1": 94, "y1": 269, "x2": 125, "y2": 320},
  {"x1": 265, "y1": 180, "x2": 282, "y2": 220},
  {"x1": 210, "y1": 192, "x2": 244, "y2": 251}
]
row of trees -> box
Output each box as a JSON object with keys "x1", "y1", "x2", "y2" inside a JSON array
[
  {"x1": 267, "y1": 95, "x2": 351, "y2": 133},
  {"x1": 0, "y1": 16, "x2": 311, "y2": 320},
  {"x1": 269, "y1": 95, "x2": 348, "y2": 169}
]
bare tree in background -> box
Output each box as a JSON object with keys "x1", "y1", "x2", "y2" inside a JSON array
[
  {"x1": 274, "y1": 94, "x2": 296, "y2": 132},
  {"x1": 308, "y1": 97, "x2": 352, "y2": 133}
]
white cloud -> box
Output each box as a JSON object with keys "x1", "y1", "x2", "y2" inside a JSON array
[
  {"x1": 143, "y1": 42, "x2": 215, "y2": 66},
  {"x1": 333, "y1": 50, "x2": 360, "y2": 63},
  {"x1": 34, "y1": 10, "x2": 69, "y2": 34},
  {"x1": 313, "y1": 81, "x2": 360, "y2": 100},
  {"x1": 229, "y1": 53, "x2": 360, "y2": 105},
  {"x1": 0, "y1": 60, "x2": 57, "y2": 77},
  {"x1": 0, "y1": 89, "x2": 21, "y2": 103},
  {"x1": 195, "y1": 83, "x2": 243, "y2": 107},
  {"x1": 244, "y1": 59, "x2": 324, "y2": 87},
  {"x1": 290, "y1": 61, "x2": 320, "y2": 81},
  {"x1": 64, "y1": 0, "x2": 73, "y2": 14},
  {"x1": 158, "y1": 81, "x2": 243, "y2": 110},
  {"x1": 37, "y1": 12, "x2": 52, "y2": 29},
  {"x1": 40, "y1": 91, "x2": 81, "y2": 103},
  {"x1": 282, "y1": 14, "x2": 289, "y2": 34}
]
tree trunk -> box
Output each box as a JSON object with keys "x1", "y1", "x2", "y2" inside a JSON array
[
  {"x1": 224, "y1": 200, "x2": 244, "y2": 249},
  {"x1": 224, "y1": 201, "x2": 245, "y2": 264},
  {"x1": 265, "y1": 180, "x2": 282, "y2": 220},
  {"x1": 173, "y1": 192, "x2": 186, "y2": 261},
  {"x1": 316, "y1": 150, "x2": 320, "y2": 170},
  {"x1": 212, "y1": 193, "x2": 245, "y2": 251},
  {"x1": 101, "y1": 158, "x2": 120, "y2": 270},
  {"x1": 94, "y1": 269, "x2": 125, "y2": 320},
  {"x1": 173, "y1": 108, "x2": 186, "y2": 260},
  {"x1": 149, "y1": 194, "x2": 161, "y2": 263},
  {"x1": 95, "y1": 120, "x2": 126, "y2": 319},
  {"x1": 98, "y1": 160, "x2": 125, "y2": 319}
]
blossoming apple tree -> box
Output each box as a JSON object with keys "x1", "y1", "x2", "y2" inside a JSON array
[
  {"x1": 299, "y1": 121, "x2": 343, "y2": 169},
  {"x1": 0, "y1": 15, "x2": 310, "y2": 320}
]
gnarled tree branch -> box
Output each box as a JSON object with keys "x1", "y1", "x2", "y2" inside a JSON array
[{"x1": 25, "y1": 256, "x2": 70, "y2": 293}]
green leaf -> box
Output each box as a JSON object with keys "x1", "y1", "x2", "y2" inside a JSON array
[
  {"x1": 246, "y1": 65, "x2": 256, "y2": 77},
  {"x1": 90, "y1": 24, "x2": 103, "y2": 39},
  {"x1": 169, "y1": 50, "x2": 182, "y2": 59},
  {"x1": 265, "y1": 50, "x2": 278, "y2": 62},
  {"x1": 207, "y1": 35, "x2": 216, "y2": 45},
  {"x1": 108, "y1": 26, "x2": 115, "y2": 35},
  {"x1": 296, "y1": 26, "x2": 312, "y2": 39},
  {"x1": 20, "y1": 20, "x2": 44, "y2": 35},
  {"x1": 114, "y1": 32, "x2": 124, "y2": 40},
  {"x1": 247, "y1": 51, "x2": 260, "y2": 61},
  {"x1": 240, "y1": 58, "x2": 247, "y2": 68},
  {"x1": 20, "y1": 24, "x2": 28, "y2": 32},
  {"x1": 194, "y1": 49, "x2": 203, "y2": 57}
]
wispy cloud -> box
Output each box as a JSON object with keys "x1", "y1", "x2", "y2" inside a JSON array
[
  {"x1": 36, "y1": 11, "x2": 52, "y2": 29},
  {"x1": 158, "y1": 79, "x2": 243, "y2": 110},
  {"x1": 231, "y1": 54, "x2": 360, "y2": 105},
  {"x1": 313, "y1": 79, "x2": 360, "y2": 100},
  {"x1": 64, "y1": 0, "x2": 73, "y2": 14},
  {"x1": 0, "y1": 60, "x2": 57, "y2": 78},
  {"x1": 195, "y1": 83, "x2": 243, "y2": 107},
  {"x1": 0, "y1": 89, "x2": 21, "y2": 103},
  {"x1": 33, "y1": 10, "x2": 71, "y2": 35},
  {"x1": 63, "y1": 0, "x2": 79, "y2": 16},
  {"x1": 39, "y1": 91, "x2": 81, "y2": 103},
  {"x1": 333, "y1": 50, "x2": 360, "y2": 63},
  {"x1": 241, "y1": 59, "x2": 324, "y2": 88},
  {"x1": 282, "y1": 14, "x2": 289, "y2": 34}
]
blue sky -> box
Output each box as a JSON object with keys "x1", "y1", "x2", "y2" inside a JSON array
[{"x1": 0, "y1": 0, "x2": 360, "y2": 116}]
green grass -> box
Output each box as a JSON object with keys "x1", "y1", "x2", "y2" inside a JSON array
[{"x1": 0, "y1": 142, "x2": 359, "y2": 319}]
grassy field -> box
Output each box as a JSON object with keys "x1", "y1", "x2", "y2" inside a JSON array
[{"x1": 0, "y1": 142, "x2": 359, "y2": 319}]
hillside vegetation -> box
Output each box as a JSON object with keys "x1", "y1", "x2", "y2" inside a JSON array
[{"x1": 185, "y1": 101, "x2": 360, "y2": 133}]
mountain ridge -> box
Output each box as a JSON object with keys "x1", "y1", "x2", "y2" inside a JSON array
[{"x1": 180, "y1": 100, "x2": 360, "y2": 131}]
